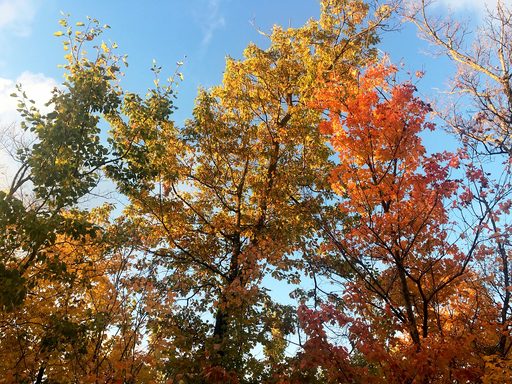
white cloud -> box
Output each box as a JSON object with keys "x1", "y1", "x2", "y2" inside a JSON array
[
  {"x1": 0, "y1": 0, "x2": 39, "y2": 36},
  {"x1": 0, "y1": 71, "x2": 56, "y2": 123},
  {"x1": 0, "y1": 71, "x2": 57, "y2": 190}
]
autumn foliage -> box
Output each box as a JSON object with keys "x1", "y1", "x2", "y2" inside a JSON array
[
  {"x1": 296, "y1": 63, "x2": 494, "y2": 383},
  {"x1": 1, "y1": 1, "x2": 512, "y2": 383}
]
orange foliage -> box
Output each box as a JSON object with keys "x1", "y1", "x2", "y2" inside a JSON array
[{"x1": 295, "y1": 63, "x2": 500, "y2": 383}]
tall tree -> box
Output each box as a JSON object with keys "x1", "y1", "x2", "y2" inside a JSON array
[
  {"x1": 294, "y1": 63, "x2": 492, "y2": 383},
  {"x1": 106, "y1": 1, "x2": 394, "y2": 381},
  {"x1": 0, "y1": 18, "x2": 162, "y2": 383},
  {"x1": 0, "y1": 17, "x2": 122, "y2": 312},
  {"x1": 406, "y1": 0, "x2": 512, "y2": 373}
]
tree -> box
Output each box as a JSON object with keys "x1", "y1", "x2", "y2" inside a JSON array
[
  {"x1": 406, "y1": 0, "x2": 512, "y2": 156},
  {"x1": 105, "y1": 1, "x2": 394, "y2": 381},
  {"x1": 0, "y1": 18, "x2": 122, "y2": 312},
  {"x1": 405, "y1": 0, "x2": 512, "y2": 372},
  {"x1": 295, "y1": 62, "x2": 493, "y2": 383},
  {"x1": 0, "y1": 207, "x2": 161, "y2": 383},
  {"x1": 0, "y1": 18, "x2": 160, "y2": 383}
]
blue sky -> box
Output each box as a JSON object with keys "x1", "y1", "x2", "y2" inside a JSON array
[{"x1": 0, "y1": 0, "x2": 503, "y2": 185}]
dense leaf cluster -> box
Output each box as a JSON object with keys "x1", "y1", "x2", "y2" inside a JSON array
[{"x1": 1, "y1": 1, "x2": 512, "y2": 383}]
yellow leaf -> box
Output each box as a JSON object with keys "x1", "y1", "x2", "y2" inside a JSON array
[{"x1": 101, "y1": 41, "x2": 109, "y2": 53}]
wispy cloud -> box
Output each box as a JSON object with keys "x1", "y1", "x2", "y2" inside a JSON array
[
  {"x1": 196, "y1": 0, "x2": 226, "y2": 47},
  {"x1": 0, "y1": 0, "x2": 39, "y2": 37}
]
